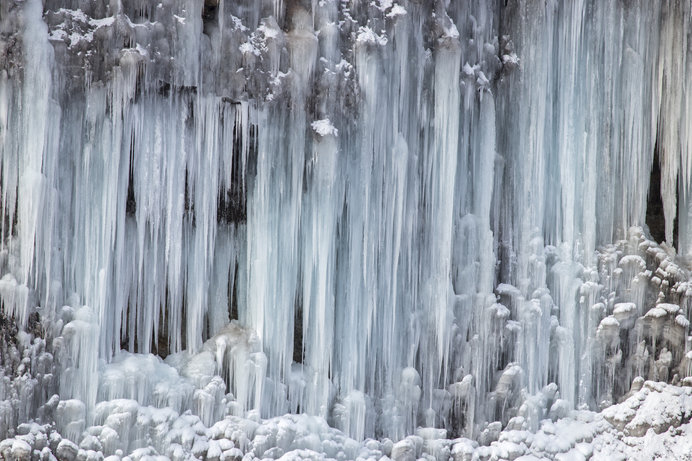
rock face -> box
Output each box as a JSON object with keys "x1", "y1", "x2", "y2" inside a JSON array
[{"x1": 2, "y1": 0, "x2": 692, "y2": 456}]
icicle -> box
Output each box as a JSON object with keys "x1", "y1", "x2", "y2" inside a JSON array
[{"x1": 17, "y1": 0, "x2": 53, "y2": 290}]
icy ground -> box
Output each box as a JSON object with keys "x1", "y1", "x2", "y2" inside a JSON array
[{"x1": 2, "y1": 379, "x2": 692, "y2": 460}]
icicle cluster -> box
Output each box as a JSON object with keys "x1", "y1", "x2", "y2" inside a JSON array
[{"x1": 2, "y1": 0, "x2": 692, "y2": 446}]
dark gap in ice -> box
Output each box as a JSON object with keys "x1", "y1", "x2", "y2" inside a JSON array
[
  {"x1": 246, "y1": 124, "x2": 259, "y2": 180},
  {"x1": 449, "y1": 399, "x2": 467, "y2": 439},
  {"x1": 154, "y1": 297, "x2": 170, "y2": 359},
  {"x1": 180, "y1": 291, "x2": 188, "y2": 351},
  {"x1": 229, "y1": 261, "x2": 239, "y2": 322},
  {"x1": 646, "y1": 139, "x2": 665, "y2": 243},
  {"x1": 646, "y1": 138, "x2": 678, "y2": 247},
  {"x1": 614, "y1": 327, "x2": 632, "y2": 401},
  {"x1": 156, "y1": 81, "x2": 172, "y2": 97},
  {"x1": 202, "y1": 305, "x2": 210, "y2": 344},
  {"x1": 184, "y1": 169, "x2": 194, "y2": 217},
  {"x1": 131, "y1": 65, "x2": 147, "y2": 104},
  {"x1": 216, "y1": 119, "x2": 253, "y2": 224},
  {"x1": 0, "y1": 160, "x2": 15, "y2": 239},
  {"x1": 217, "y1": 189, "x2": 246, "y2": 224},
  {"x1": 293, "y1": 293, "x2": 303, "y2": 364},
  {"x1": 120, "y1": 301, "x2": 135, "y2": 352},
  {"x1": 126, "y1": 136, "x2": 136, "y2": 217},
  {"x1": 0, "y1": 175, "x2": 19, "y2": 240},
  {"x1": 675, "y1": 175, "x2": 680, "y2": 250},
  {"x1": 156, "y1": 81, "x2": 197, "y2": 99},
  {"x1": 202, "y1": 0, "x2": 219, "y2": 31}
]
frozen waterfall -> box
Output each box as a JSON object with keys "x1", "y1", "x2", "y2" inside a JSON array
[{"x1": 2, "y1": 0, "x2": 692, "y2": 458}]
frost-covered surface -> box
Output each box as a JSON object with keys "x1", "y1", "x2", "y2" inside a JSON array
[
  {"x1": 310, "y1": 119, "x2": 338, "y2": 138},
  {"x1": 3, "y1": 379, "x2": 692, "y2": 460},
  {"x1": 3, "y1": 0, "x2": 692, "y2": 458}
]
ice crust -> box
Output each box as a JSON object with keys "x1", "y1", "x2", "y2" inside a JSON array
[{"x1": 2, "y1": 0, "x2": 692, "y2": 458}]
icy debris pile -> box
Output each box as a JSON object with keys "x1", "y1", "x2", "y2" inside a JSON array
[
  {"x1": 602, "y1": 380, "x2": 692, "y2": 437},
  {"x1": 98, "y1": 320, "x2": 267, "y2": 425},
  {"x1": 0, "y1": 310, "x2": 58, "y2": 443},
  {"x1": 449, "y1": 380, "x2": 692, "y2": 461},
  {"x1": 3, "y1": 0, "x2": 692, "y2": 449},
  {"x1": 3, "y1": 381, "x2": 692, "y2": 460},
  {"x1": 580, "y1": 229, "x2": 692, "y2": 409}
]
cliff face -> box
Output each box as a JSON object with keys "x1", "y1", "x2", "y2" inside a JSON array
[{"x1": 1, "y1": 0, "x2": 692, "y2": 454}]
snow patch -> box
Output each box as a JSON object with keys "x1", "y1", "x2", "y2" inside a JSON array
[{"x1": 311, "y1": 119, "x2": 338, "y2": 137}]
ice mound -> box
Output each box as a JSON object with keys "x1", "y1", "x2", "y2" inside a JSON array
[
  {"x1": 97, "y1": 321, "x2": 267, "y2": 426},
  {"x1": 602, "y1": 380, "x2": 692, "y2": 437},
  {"x1": 4, "y1": 381, "x2": 692, "y2": 460}
]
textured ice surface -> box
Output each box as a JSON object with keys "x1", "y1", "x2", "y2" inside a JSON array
[
  {"x1": 3, "y1": 380, "x2": 692, "y2": 460},
  {"x1": 2, "y1": 0, "x2": 692, "y2": 457}
]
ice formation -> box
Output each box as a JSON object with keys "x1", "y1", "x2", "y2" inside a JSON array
[{"x1": 2, "y1": 0, "x2": 692, "y2": 459}]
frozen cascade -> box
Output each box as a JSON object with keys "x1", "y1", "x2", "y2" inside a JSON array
[{"x1": 3, "y1": 0, "x2": 692, "y2": 458}]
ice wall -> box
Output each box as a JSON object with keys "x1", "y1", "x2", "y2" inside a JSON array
[{"x1": 2, "y1": 0, "x2": 692, "y2": 443}]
